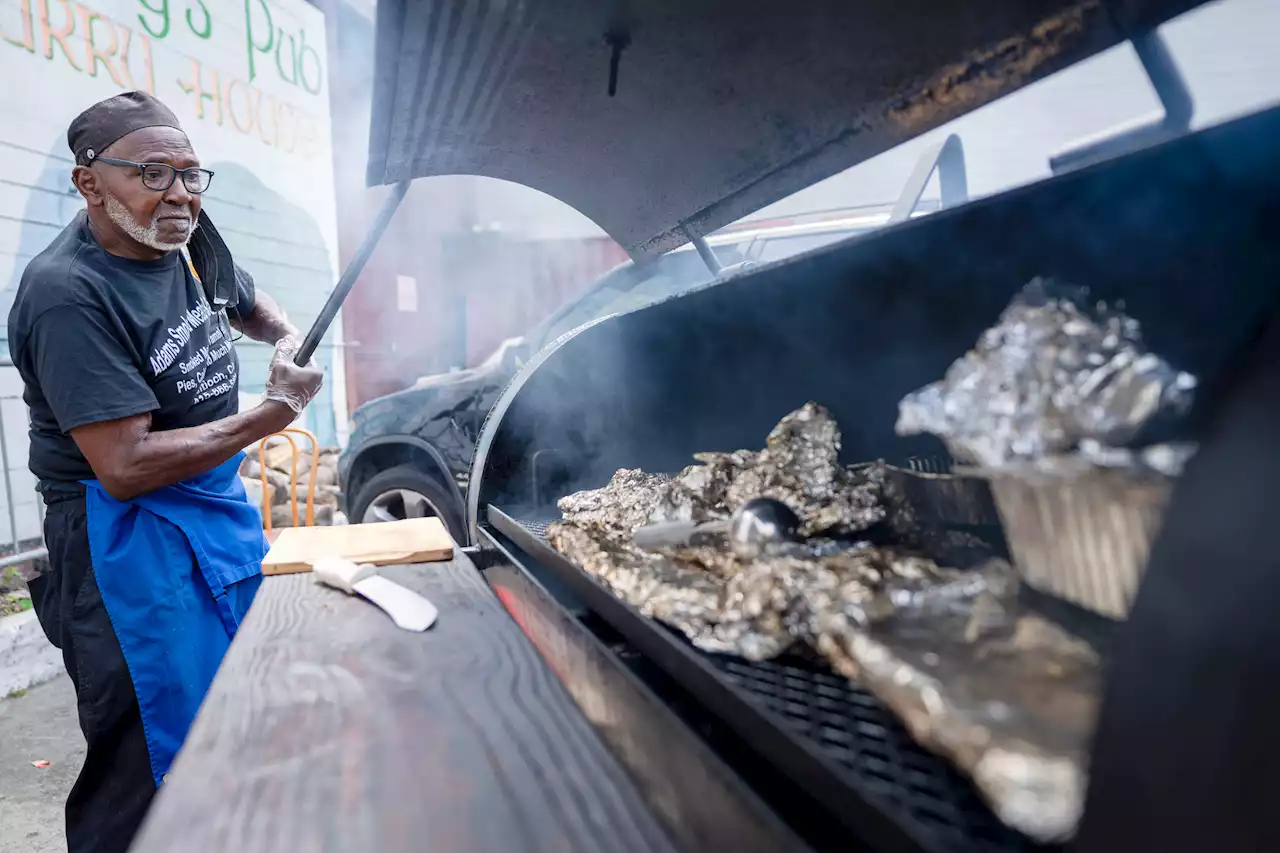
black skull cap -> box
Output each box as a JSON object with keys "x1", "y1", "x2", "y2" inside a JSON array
[{"x1": 67, "y1": 91, "x2": 184, "y2": 167}]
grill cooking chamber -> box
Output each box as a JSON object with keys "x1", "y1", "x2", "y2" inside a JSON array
[{"x1": 469, "y1": 108, "x2": 1280, "y2": 853}]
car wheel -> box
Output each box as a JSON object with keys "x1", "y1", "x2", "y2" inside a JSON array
[{"x1": 350, "y1": 465, "x2": 466, "y2": 542}]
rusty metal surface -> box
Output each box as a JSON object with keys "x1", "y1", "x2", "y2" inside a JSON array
[{"x1": 368, "y1": 0, "x2": 1207, "y2": 259}]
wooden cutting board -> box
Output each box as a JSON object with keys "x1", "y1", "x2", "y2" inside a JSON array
[{"x1": 262, "y1": 517, "x2": 454, "y2": 575}]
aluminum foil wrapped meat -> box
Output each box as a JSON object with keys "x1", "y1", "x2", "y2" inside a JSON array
[
  {"x1": 550, "y1": 405, "x2": 895, "y2": 658},
  {"x1": 812, "y1": 558, "x2": 1100, "y2": 842},
  {"x1": 895, "y1": 279, "x2": 1198, "y2": 618},
  {"x1": 556, "y1": 468, "x2": 672, "y2": 537},
  {"x1": 549, "y1": 403, "x2": 1102, "y2": 840},
  {"x1": 546, "y1": 522, "x2": 793, "y2": 659},
  {"x1": 895, "y1": 278, "x2": 1196, "y2": 469},
  {"x1": 549, "y1": 499, "x2": 885, "y2": 660},
  {"x1": 651, "y1": 402, "x2": 887, "y2": 536}
]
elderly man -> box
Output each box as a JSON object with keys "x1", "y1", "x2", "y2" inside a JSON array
[{"x1": 7, "y1": 91, "x2": 323, "y2": 852}]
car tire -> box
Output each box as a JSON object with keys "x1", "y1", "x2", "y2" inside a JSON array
[{"x1": 349, "y1": 464, "x2": 466, "y2": 542}]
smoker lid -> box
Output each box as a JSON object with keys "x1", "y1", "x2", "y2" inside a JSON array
[{"x1": 367, "y1": 0, "x2": 1206, "y2": 260}]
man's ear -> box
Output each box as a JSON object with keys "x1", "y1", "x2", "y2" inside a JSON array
[{"x1": 71, "y1": 165, "x2": 105, "y2": 207}]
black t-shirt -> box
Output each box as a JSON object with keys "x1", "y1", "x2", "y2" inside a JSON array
[{"x1": 7, "y1": 211, "x2": 255, "y2": 489}]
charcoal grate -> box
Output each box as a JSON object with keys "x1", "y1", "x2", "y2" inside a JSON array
[{"x1": 506, "y1": 510, "x2": 1046, "y2": 853}]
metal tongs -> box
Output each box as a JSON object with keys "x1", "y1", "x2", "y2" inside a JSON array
[{"x1": 633, "y1": 498, "x2": 801, "y2": 558}]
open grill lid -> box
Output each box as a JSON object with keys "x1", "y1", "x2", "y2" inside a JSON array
[{"x1": 367, "y1": 0, "x2": 1206, "y2": 259}]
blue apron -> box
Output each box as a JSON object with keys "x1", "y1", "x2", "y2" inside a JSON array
[{"x1": 82, "y1": 453, "x2": 267, "y2": 786}]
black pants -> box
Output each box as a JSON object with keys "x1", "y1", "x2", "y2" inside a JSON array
[{"x1": 28, "y1": 495, "x2": 155, "y2": 853}]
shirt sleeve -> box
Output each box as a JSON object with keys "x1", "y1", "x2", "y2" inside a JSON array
[
  {"x1": 233, "y1": 263, "x2": 257, "y2": 315},
  {"x1": 27, "y1": 304, "x2": 159, "y2": 432}
]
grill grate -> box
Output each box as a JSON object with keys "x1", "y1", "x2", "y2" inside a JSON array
[
  {"x1": 708, "y1": 654, "x2": 1028, "y2": 850},
  {"x1": 523, "y1": 517, "x2": 556, "y2": 539},
  {"x1": 506, "y1": 511, "x2": 1048, "y2": 853}
]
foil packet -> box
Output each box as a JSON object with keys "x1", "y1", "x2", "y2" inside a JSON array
[
  {"x1": 895, "y1": 278, "x2": 1197, "y2": 469},
  {"x1": 548, "y1": 403, "x2": 1100, "y2": 840},
  {"x1": 649, "y1": 402, "x2": 887, "y2": 536},
  {"x1": 893, "y1": 279, "x2": 1199, "y2": 619},
  {"x1": 814, "y1": 559, "x2": 1099, "y2": 842}
]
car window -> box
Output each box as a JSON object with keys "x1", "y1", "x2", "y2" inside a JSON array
[
  {"x1": 754, "y1": 229, "x2": 873, "y2": 264},
  {"x1": 535, "y1": 267, "x2": 649, "y2": 346},
  {"x1": 588, "y1": 243, "x2": 754, "y2": 317},
  {"x1": 536, "y1": 245, "x2": 744, "y2": 347}
]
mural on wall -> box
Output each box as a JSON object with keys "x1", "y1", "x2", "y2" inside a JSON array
[{"x1": 0, "y1": 0, "x2": 344, "y2": 445}]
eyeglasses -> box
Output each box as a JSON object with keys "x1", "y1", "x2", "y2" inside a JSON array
[{"x1": 92, "y1": 156, "x2": 215, "y2": 194}]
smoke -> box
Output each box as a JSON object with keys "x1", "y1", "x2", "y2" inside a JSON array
[{"x1": 456, "y1": 229, "x2": 628, "y2": 369}]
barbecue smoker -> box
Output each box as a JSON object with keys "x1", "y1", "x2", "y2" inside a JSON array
[{"x1": 361, "y1": 1, "x2": 1280, "y2": 851}]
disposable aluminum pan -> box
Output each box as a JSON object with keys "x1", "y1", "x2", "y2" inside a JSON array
[
  {"x1": 971, "y1": 462, "x2": 1175, "y2": 620},
  {"x1": 882, "y1": 461, "x2": 1002, "y2": 528}
]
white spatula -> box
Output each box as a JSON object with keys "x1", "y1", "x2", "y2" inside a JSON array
[{"x1": 310, "y1": 557, "x2": 438, "y2": 632}]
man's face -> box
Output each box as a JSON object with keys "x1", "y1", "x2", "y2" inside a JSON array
[{"x1": 92, "y1": 126, "x2": 202, "y2": 252}]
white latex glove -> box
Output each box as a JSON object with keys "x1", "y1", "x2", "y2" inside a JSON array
[{"x1": 265, "y1": 335, "x2": 324, "y2": 414}]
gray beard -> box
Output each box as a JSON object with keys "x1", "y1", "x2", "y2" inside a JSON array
[{"x1": 104, "y1": 195, "x2": 193, "y2": 253}]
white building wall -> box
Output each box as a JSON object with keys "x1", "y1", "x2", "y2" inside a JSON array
[
  {"x1": 0, "y1": 0, "x2": 344, "y2": 442},
  {"x1": 0, "y1": 363, "x2": 40, "y2": 548}
]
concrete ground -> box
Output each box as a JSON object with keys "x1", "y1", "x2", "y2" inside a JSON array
[{"x1": 0, "y1": 675, "x2": 81, "y2": 853}]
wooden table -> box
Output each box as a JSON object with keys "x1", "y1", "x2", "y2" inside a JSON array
[{"x1": 129, "y1": 555, "x2": 681, "y2": 853}]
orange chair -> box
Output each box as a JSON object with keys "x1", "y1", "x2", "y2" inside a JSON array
[{"x1": 256, "y1": 427, "x2": 319, "y2": 542}]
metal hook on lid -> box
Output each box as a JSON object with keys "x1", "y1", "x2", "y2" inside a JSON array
[{"x1": 604, "y1": 28, "x2": 631, "y2": 97}]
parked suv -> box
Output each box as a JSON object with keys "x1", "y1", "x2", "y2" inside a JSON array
[{"x1": 339, "y1": 211, "x2": 899, "y2": 541}]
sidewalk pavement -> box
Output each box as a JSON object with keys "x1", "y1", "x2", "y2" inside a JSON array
[{"x1": 0, "y1": 675, "x2": 81, "y2": 853}]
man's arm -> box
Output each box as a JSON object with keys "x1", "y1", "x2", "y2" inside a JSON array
[
  {"x1": 69, "y1": 336, "x2": 324, "y2": 501},
  {"x1": 25, "y1": 299, "x2": 320, "y2": 500},
  {"x1": 71, "y1": 402, "x2": 296, "y2": 501},
  {"x1": 231, "y1": 289, "x2": 298, "y2": 345}
]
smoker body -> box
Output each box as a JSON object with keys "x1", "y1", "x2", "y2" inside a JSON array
[
  {"x1": 468, "y1": 107, "x2": 1280, "y2": 852},
  {"x1": 357, "y1": 0, "x2": 1278, "y2": 847},
  {"x1": 469, "y1": 105, "x2": 1279, "y2": 524}
]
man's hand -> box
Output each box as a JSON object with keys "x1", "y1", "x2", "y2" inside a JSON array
[{"x1": 265, "y1": 335, "x2": 324, "y2": 414}]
